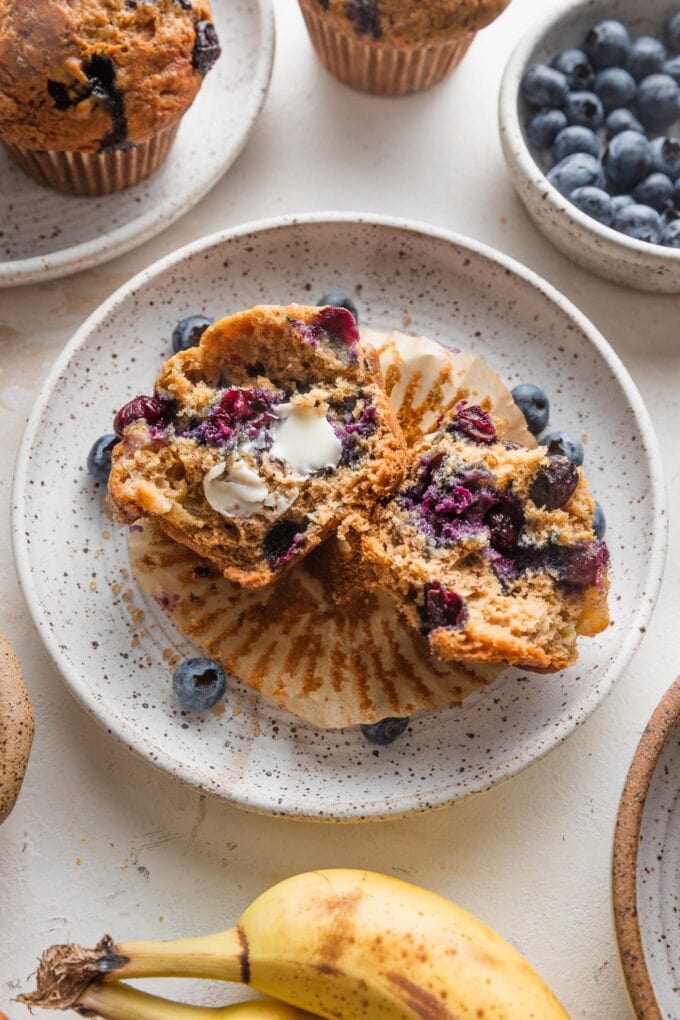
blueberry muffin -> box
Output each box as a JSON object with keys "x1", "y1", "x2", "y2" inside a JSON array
[
  {"x1": 108, "y1": 304, "x2": 407, "y2": 588},
  {"x1": 351, "y1": 401, "x2": 610, "y2": 671},
  {"x1": 0, "y1": 0, "x2": 220, "y2": 195},
  {"x1": 298, "y1": 0, "x2": 511, "y2": 95}
]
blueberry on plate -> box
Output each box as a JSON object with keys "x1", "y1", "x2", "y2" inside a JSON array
[
  {"x1": 547, "y1": 152, "x2": 604, "y2": 196},
  {"x1": 173, "y1": 657, "x2": 226, "y2": 711},
  {"x1": 584, "y1": 19, "x2": 631, "y2": 69},
  {"x1": 542, "y1": 430, "x2": 584, "y2": 466},
  {"x1": 592, "y1": 502, "x2": 606, "y2": 539},
  {"x1": 552, "y1": 48, "x2": 594, "y2": 89},
  {"x1": 568, "y1": 186, "x2": 613, "y2": 226},
  {"x1": 594, "y1": 67, "x2": 636, "y2": 110},
  {"x1": 562, "y1": 90, "x2": 605, "y2": 129},
  {"x1": 511, "y1": 383, "x2": 549, "y2": 435},
  {"x1": 663, "y1": 54, "x2": 680, "y2": 83},
  {"x1": 605, "y1": 107, "x2": 644, "y2": 138},
  {"x1": 87, "y1": 433, "x2": 118, "y2": 484},
  {"x1": 667, "y1": 11, "x2": 680, "y2": 53},
  {"x1": 527, "y1": 109, "x2": 568, "y2": 149},
  {"x1": 613, "y1": 203, "x2": 663, "y2": 243},
  {"x1": 552, "y1": 125, "x2": 600, "y2": 162},
  {"x1": 627, "y1": 36, "x2": 667, "y2": 82},
  {"x1": 317, "y1": 291, "x2": 359, "y2": 322},
  {"x1": 633, "y1": 173, "x2": 674, "y2": 212},
  {"x1": 604, "y1": 130, "x2": 651, "y2": 191},
  {"x1": 172, "y1": 314, "x2": 214, "y2": 353},
  {"x1": 611, "y1": 193, "x2": 635, "y2": 212},
  {"x1": 661, "y1": 219, "x2": 680, "y2": 247},
  {"x1": 520, "y1": 64, "x2": 569, "y2": 107},
  {"x1": 361, "y1": 717, "x2": 410, "y2": 746},
  {"x1": 649, "y1": 136, "x2": 680, "y2": 180},
  {"x1": 636, "y1": 73, "x2": 680, "y2": 131}
]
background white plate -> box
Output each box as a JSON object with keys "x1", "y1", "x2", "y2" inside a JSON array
[
  {"x1": 0, "y1": 0, "x2": 274, "y2": 288},
  {"x1": 11, "y1": 215, "x2": 667, "y2": 820}
]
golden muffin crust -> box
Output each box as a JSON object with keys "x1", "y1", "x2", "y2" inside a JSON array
[
  {"x1": 0, "y1": 0, "x2": 219, "y2": 153},
  {"x1": 314, "y1": 0, "x2": 511, "y2": 46}
]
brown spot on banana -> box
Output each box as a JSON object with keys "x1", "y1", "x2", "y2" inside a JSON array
[
  {"x1": 386, "y1": 974, "x2": 454, "y2": 1020},
  {"x1": 0, "y1": 633, "x2": 34, "y2": 824},
  {"x1": 314, "y1": 890, "x2": 363, "y2": 970},
  {"x1": 237, "y1": 925, "x2": 251, "y2": 984}
]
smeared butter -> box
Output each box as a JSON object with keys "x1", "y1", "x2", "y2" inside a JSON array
[
  {"x1": 203, "y1": 458, "x2": 293, "y2": 518},
  {"x1": 270, "y1": 403, "x2": 342, "y2": 475}
]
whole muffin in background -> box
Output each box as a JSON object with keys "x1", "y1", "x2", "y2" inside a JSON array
[
  {"x1": 0, "y1": 0, "x2": 221, "y2": 196},
  {"x1": 298, "y1": 0, "x2": 511, "y2": 96}
]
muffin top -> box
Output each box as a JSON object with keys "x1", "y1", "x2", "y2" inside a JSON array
[
  {"x1": 314, "y1": 0, "x2": 511, "y2": 46},
  {"x1": 0, "y1": 0, "x2": 220, "y2": 153}
]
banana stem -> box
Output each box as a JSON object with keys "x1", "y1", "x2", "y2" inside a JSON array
[
  {"x1": 112, "y1": 929, "x2": 244, "y2": 983},
  {"x1": 79, "y1": 982, "x2": 231, "y2": 1019}
]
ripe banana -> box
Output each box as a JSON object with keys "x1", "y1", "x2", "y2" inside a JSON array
[
  {"x1": 0, "y1": 633, "x2": 34, "y2": 824},
  {"x1": 76, "y1": 983, "x2": 318, "y2": 1020},
  {"x1": 21, "y1": 869, "x2": 569, "y2": 1019}
]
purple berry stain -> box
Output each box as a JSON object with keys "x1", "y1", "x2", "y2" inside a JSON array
[
  {"x1": 420, "y1": 581, "x2": 467, "y2": 634},
  {"x1": 448, "y1": 402, "x2": 497, "y2": 443},
  {"x1": 113, "y1": 393, "x2": 173, "y2": 437}
]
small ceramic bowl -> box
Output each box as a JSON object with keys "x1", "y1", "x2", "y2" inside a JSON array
[
  {"x1": 499, "y1": 0, "x2": 680, "y2": 293},
  {"x1": 613, "y1": 676, "x2": 680, "y2": 1018}
]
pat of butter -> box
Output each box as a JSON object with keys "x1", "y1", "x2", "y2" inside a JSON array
[
  {"x1": 203, "y1": 457, "x2": 293, "y2": 518},
  {"x1": 270, "y1": 403, "x2": 342, "y2": 475}
]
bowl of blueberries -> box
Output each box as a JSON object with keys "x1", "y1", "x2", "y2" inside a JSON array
[{"x1": 499, "y1": 0, "x2": 680, "y2": 292}]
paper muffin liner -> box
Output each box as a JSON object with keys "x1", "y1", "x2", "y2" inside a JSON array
[
  {"x1": 2, "y1": 120, "x2": 179, "y2": 197},
  {"x1": 298, "y1": 0, "x2": 475, "y2": 96},
  {"x1": 127, "y1": 329, "x2": 532, "y2": 729}
]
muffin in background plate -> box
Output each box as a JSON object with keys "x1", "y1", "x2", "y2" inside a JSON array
[
  {"x1": 0, "y1": 0, "x2": 221, "y2": 196},
  {"x1": 298, "y1": 0, "x2": 511, "y2": 96}
]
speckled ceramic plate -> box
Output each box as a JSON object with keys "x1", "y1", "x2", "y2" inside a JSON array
[
  {"x1": 613, "y1": 677, "x2": 680, "y2": 1019},
  {"x1": 0, "y1": 1, "x2": 274, "y2": 288},
  {"x1": 11, "y1": 214, "x2": 667, "y2": 820}
]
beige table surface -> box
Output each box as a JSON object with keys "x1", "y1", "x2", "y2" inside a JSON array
[{"x1": 2, "y1": 2, "x2": 679, "y2": 1017}]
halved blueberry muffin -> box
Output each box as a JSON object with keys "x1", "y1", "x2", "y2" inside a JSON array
[
  {"x1": 108, "y1": 304, "x2": 407, "y2": 588},
  {"x1": 352, "y1": 402, "x2": 609, "y2": 671}
]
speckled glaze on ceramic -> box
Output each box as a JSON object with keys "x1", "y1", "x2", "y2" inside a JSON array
[
  {"x1": 499, "y1": 0, "x2": 680, "y2": 294},
  {"x1": 11, "y1": 215, "x2": 667, "y2": 821},
  {"x1": 0, "y1": 0, "x2": 274, "y2": 289},
  {"x1": 613, "y1": 677, "x2": 680, "y2": 1019}
]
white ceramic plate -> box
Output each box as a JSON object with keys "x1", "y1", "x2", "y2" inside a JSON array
[
  {"x1": 0, "y1": 0, "x2": 274, "y2": 288},
  {"x1": 11, "y1": 214, "x2": 667, "y2": 821},
  {"x1": 613, "y1": 676, "x2": 680, "y2": 1020}
]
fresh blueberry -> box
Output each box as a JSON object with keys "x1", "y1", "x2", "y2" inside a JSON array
[
  {"x1": 613, "y1": 203, "x2": 663, "y2": 243},
  {"x1": 361, "y1": 717, "x2": 410, "y2": 746},
  {"x1": 527, "y1": 109, "x2": 568, "y2": 149},
  {"x1": 584, "y1": 20, "x2": 631, "y2": 69},
  {"x1": 172, "y1": 657, "x2": 226, "y2": 711},
  {"x1": 568, "y1": 186, "x2": 613, "y2": 225},
  {"x1": 649, "y1": 136, "x2": 680, "y2": 180},
  {"x1": 520, "y1": 64, "x2": 569, "y2": 107},
  {"x1": 667, "y1": 12, "x2": 680, "y2": 53},
  {"x1": 633, "y1": 173, "x2": 674, "y2": 212},
  {"x1": 663, "y1": 54, "x2": 680, "y2": 84},
  {"x1": 87, "y1": 433, "x2": 118, "y2": 484},
  {"x1": 604, "y1": 130, "x2": 652, "y2": 190},
  {"x1": 317, "y1": 291, "x2": 359, "y2": 322},
  {"x1": 563, "y1": 90, "x2": 605, "y2": 129},
  {"x1": 605, "y1": 107, "x2": 644, "y2": 137},
  {"x1": 171, "y1": 314, "x2": 214, "y2": 353},
  {"x1": 552, "y1": 125, "x2": 600, "y2": 162},
  {"x1": 552, "y1": 48, "x2": 594, "y2": 89},
  {"x1": 611, "y1": 194, "x2": 635, "y2": 212},
  {"x1": 530, "y1": 454, "x2": 579, "y2": 510},
  {"x1": 594, "y1": 67, "x2": 636, "y2": 111},
  {"x1": 542, "y1": 430, "x2": 584, "y2": 466},
  {"x1": 661, "y1": 218, "x2": 680, "y2": 246},
  {"x1": 547, "y1": 152, "x2": 604, "y2": 196},
  {"x1": 511, "y1": 383, "x2": 549, "y2": 435},
  {"x1": 627, "y1": 36, "x2": 667, "y2": 81},
  {"x1": 636, "y1": 73, "x2": 680, "y2": 131},
  {"x1": 592, "y1": 502, "x2": 606, "y2": 540},
  {"x1": 674, "y1": 176, "x2": 680, "y2": 206}
]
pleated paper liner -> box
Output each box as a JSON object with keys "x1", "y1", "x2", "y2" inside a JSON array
[
  {"x1": 3, "y1": 120, "x2": 179, "y2": 197},
  {"x1": 127, "y1": 329, "x2": 532, "y2": 728},
  {"x1": 298, "y1": 0, "x2": 476, "y2": 96}
]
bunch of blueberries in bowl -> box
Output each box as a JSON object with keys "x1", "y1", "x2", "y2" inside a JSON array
[{"x1": 522, "y1": 13, "x2": 680, "y2": 246}]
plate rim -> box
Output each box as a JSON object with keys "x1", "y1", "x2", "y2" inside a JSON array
[
  {"x1": 612, "y1": 675, "x2": 680, "y2": 1020},
  {"x1": 11, "y1": 212, "x2": 669, "y2": 821},
  {"x1": 0, "y1": 0, "x2": 275, "y2": 288}
]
